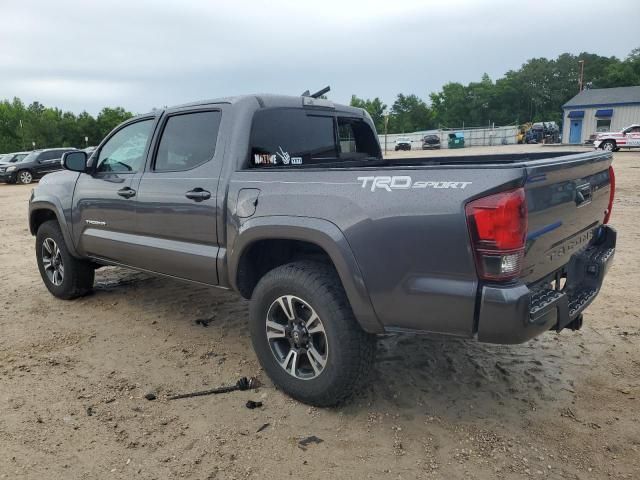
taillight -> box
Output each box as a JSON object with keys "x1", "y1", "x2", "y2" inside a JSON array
[
  {"x1": 604, "y1": 166, "x2": 615, "y2": 224},
  {"x1": 466, "y1": 188, "x2": 528, "y2": 281}
]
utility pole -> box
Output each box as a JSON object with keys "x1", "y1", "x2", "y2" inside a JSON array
[
  {"x1": 383, "y1": 112, "x2": 389, "y2": 154},
  {"x1": 578, "y1": 60, "x2": 585, "y2": 92},
  {"x1": 19, "y1": 119, "x2": 25, "y2": 150}
]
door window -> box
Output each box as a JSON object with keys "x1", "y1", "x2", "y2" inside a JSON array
[
  {"x1": 337, "y1": 117, "x2": 381, "y2": 160},
  {"x1": 154, "y1": 111, "x2": 221, "y2": 172},
  {"x1": 96, "y1": 119, "x2": 154, "y2": 173},
  {"x1": 250, "y1": 109, "x2": 338, "y2": 167},
  {"x1": 40, "y1": 150, "x2": 59, "y2": 161}
]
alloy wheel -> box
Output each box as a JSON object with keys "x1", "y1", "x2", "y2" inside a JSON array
[
  {"x1": 603, "y1": 142, "x2": 614, "y2": 152},
  {"x1": 19, "y1": 171, "x2": 33, "y2": 184},
  {"x1": 265, "y1": 295, "x2": 328, "y2": 380},
  {"x1": 42, "y1": 237, "x2": 64, "y2": 286}
]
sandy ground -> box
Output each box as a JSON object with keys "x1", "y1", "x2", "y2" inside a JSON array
[{"x1": 1, "y1": 145, "x2": 639, "y2": 479}]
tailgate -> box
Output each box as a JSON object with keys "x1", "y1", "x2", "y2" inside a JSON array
[{"x1": 521, "y1": 151, "x2": 613, "y2": 284}]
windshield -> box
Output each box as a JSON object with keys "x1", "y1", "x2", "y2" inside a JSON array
[
  {"x1": 397, "y1": 138, "x2": 410, "y2": 142},
  {"x1": 12, "y1": 153, "x2": 27, "y2": 163},
  {"x1": 20, "y1": 151, "x2": 40, "y2": 163}
]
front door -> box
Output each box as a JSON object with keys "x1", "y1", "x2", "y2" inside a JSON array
[
  {"x1": 35, "y1": 149, "x2": 66, "y2": 177},
  {"x1": 72, "y1": 117, "x2": 156, "y2": 265},
  {"x1": 131, "y1": 108, "x2": 223, "y2": 284},
  {"x1": 569, "y1": 119, "x2": 582, "y2": 144}
]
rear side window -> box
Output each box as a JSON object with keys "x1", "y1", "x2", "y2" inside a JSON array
[
  {"x1": 154, "y1": 111, "x2": 221, "y2": 172},
  {"x1": 250, "y1": 109, "x2": 338, "y2": 167},
  {"x1": 337, "y1": 117, "x2": 380, "y2": 160}
]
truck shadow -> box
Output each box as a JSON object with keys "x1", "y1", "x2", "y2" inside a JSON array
[
  {"x1": 91, "y1": 266, "x2": 584, "y2": 421},
  {"x1": 360, "y1": 333, "x2": 580, "y2": 421}
]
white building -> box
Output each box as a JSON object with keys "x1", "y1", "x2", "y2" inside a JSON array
[{"x1": 562, "y1": 86, "x2": 640, "y2": 144}]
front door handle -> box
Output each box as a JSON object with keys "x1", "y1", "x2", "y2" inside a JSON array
[
  {"x1": 185, "y1": 188, "x2": 211, "y2": 202},
  {"x1": 117, "y1": 187, "x2": 136, "y2": 199}
]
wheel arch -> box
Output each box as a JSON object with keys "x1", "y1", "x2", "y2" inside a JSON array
[
  {"x1": 228, "y1": 216, "x2": 383, "y2": 333},
  {"x1": 29, "y1": 200, "x2": 80, "y2": 258}
]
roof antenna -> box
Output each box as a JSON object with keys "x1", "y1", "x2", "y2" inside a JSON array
[{"x1": 301, "y1": 86, "x2": 330, "y2": 98}]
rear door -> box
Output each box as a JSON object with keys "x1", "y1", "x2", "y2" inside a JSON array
[
  {"x1": 129, "y1": 107, "x2": 224, "y2": 284},
  {"x1": 72, "y1": 116, "x2": 157, "y2": 264}
]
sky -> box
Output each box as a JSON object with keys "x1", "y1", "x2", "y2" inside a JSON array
[{"x1": 1, "y1": 0, "x2": 639, "y2": 115}]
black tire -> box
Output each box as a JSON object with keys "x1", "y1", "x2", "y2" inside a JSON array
[
  {"x1": 600, "y1": 140, "x2": 615, "y2": 152},
  {"x1": 36, "y1": 220, "x2": 95, "y2": 299},
  {"x1": 249, "y1": 261, "x2": 376, "y2": 407},
  {"x1": 17, "y1": 170, "x2": 34, "y2": 184}
]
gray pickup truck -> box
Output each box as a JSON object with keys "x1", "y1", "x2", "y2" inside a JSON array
[{"x1": 28, "y1": 93, "x2": 616, "y2": 406}]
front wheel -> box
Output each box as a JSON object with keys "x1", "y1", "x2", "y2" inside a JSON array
[
  {"x1": 17, "y1": 170, "x2": 33, "y2": 184},
  {"x1": 249, "y1": 261, "x2": 376, "y2": 407},
  {"x1": 36, "y1": 220, "x2": 95, "y2": 299},
  {"x1": 601, "y1": 140, "x2": 615, "y2": 152}
]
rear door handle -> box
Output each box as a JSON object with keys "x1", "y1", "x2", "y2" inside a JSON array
[
  {"x1": 117, "y1": 187, "x2": 136, "y2": 199},
  {"x1": 185, "y1": 188, "x2": 211, "y2": 202}
]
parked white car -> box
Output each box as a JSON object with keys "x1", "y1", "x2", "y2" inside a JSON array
[{"x1": 594, "y1": 124, "x2": 640, "y2": 151}]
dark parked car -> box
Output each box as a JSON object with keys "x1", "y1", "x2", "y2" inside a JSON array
[
  {"x1": 0, "y1": 148, "x2": 76, "y2": 184},
  {"x1": 422, "y1": 134, "x2": 441, "y2": 149},
  {"x1": 29, "y1": 93, "x2": 616, "y2": 406}
]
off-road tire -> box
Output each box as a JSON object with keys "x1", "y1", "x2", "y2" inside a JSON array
[
  {"x1": 249, "y1": 261, "x2": 376, "y2": 407},
  {"x1": 36, "y1": 220, "x2": 95, "y2": 299}
]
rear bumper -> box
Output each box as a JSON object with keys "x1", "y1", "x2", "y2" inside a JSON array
[{"x1": 477, "y1": 225, "x2": 616, "y2": 344}]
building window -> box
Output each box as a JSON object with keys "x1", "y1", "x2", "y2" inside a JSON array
[{"x1": 596, "y1": 119, "x2": 611, "y2": 132}]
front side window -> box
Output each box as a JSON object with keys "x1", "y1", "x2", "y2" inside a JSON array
[
  {"x1": 250, "y1": 109, "x2": 337, "y2": 167},
  {"x1": 96, "y1": 119, "x2": 154, "y2": 173},
  {"x1": 154, "y1": 111, "x2": 221, "y2": 172},
  {"x1": 40, "y1": 151, "x2": 60, "y2": 161},
  {"x1": 21, "y1": 151, "x2": 39, "y2": 163}
]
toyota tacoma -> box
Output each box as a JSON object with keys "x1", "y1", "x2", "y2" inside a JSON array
[{"x1": 29, "y1": 92, "x2": 616, "y2": 406}]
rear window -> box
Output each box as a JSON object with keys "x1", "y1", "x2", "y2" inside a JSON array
[{"x1": 249, "y1": 108, "x2": 380, "y2": 167}]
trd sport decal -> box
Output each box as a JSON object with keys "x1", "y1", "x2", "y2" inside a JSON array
[{"x1": 358, "y1": 176, "x2": 472, "y2": 192}]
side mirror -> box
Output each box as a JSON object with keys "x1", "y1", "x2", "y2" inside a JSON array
[{"x1": 62, "y1": 151, "x2": 88, "y2": 173}]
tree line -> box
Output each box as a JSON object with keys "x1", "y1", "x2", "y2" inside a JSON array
[
  {"x1": 1, "y1": 47, "x2": 639, "y2": 152},
  {"x1": 0, "y1": 99, "x2": 133, "y2": 153},
  {"x1": 352, "y1": 47, "x2": 640, "y2": 134}
]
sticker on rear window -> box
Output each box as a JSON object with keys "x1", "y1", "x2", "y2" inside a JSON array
[{"x1": 254, "y1": 154, "x2": 277, "y2": 165}]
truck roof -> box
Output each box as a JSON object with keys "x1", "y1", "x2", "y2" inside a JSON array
[{"x1": 148, "y1": 94, "x2": 365, "y2": 117}]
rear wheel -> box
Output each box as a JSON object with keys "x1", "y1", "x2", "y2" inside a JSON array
[
  {"x1": 36, "y1": 220, "x2": 94, "y2": 299},
  {"x1": 17, "y1": 170, "x2": 33, "y2": 184},
  {"x1": 249, "y1": 261, "x2": 376, "y2": 407},
  {"x1": 601, "y1": 140, "x2": 615, "y2": 152}
]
